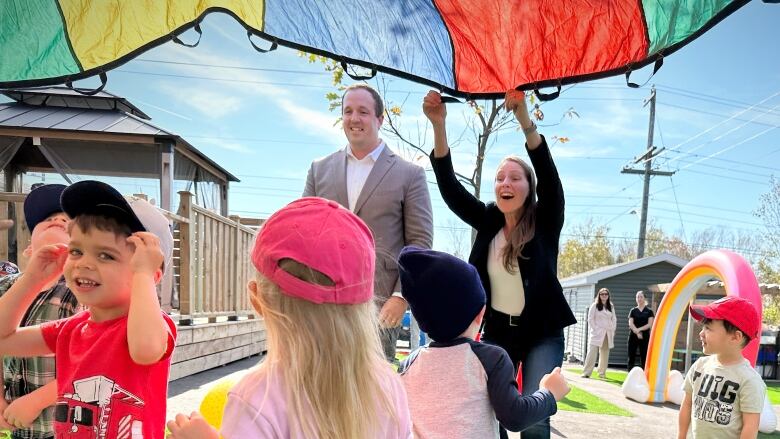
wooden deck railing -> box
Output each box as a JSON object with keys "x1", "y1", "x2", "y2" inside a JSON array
[{"x1": 176, "y1": 191, "x2": 257, "y2": 323}]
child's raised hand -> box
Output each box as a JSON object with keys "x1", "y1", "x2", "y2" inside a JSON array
[
  {"x1": 3, "y1": 393, "x2": 44, "y2": 430},
  {"x1": 167, "y1": 412, "x2": 219, "y2": 439},
  {"x1": 127, "y1": 232, "x2": 164, "y2": 277},
  {"x1": 539, "y1": 367, "x2": 570, "y2": 401},
  {"x1": 0, "y1": 397, "x2": 13, "y2": 431},
  {"x1": 24, "y1": 244, "x2": 67, "y2": 287}
]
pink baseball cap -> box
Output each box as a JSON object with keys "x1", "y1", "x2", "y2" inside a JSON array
[
  {"x1": 251, "y1": 197, "x2": 375, "y2": 304},
  {"x1": 690, "y1": 296, "x2": 760, "y2": 340}
]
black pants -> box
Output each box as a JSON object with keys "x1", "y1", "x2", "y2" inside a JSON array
[{"x1": 627, "y1": 332, "x2": 649, "y2": 370}]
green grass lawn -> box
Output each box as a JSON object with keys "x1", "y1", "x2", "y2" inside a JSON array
[
  {"x1": 557, "y1": 384, "x2": 633, "y2": 417},
  {"x1": 759, "y1": 432, "x2": 780, "y2": 438},
  {"x1": 568, "y1": 367, "x2": 629, "y2": 387},
  {"x1": 767, "y1": 381, "x2": 780, "y2": 405}
]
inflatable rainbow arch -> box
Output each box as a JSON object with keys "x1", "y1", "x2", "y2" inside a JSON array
[{"x1": 645, "y1": 250, "x2": 761, "y2": 402}]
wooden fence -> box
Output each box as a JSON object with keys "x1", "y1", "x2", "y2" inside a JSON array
[{"x1": 176, "y1": 191, "x2": 256, "y2": 323}]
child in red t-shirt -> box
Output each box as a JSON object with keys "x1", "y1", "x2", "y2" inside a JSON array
[{"x1": 0, "y1": 181, "x2": 176, "y2": 439}]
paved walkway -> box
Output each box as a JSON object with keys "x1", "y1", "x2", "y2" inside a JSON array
[
  {"x1": 167, "y1": 359, "x2": 779, "y2": 438},
  {"x1": 539, "y1": 369, "x2": 681, "y2": 438},
  {"x1": 167, "y1": 355, "x2": 260, "y2": 421}
]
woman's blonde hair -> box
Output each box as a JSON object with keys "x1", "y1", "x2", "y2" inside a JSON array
[
  {"x1": 249, "y1": 260, "x2": 399, "y2": 439},
  {"x1": 498, "y1": 156, "x2": 537, "y2": 271}
]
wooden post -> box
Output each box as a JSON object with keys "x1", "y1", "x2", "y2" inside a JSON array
[
  {"x1": 159, "y1": 140, "x2": 174, "y2": 212},
  {"x1": 177, "y1": 191, "x2": 195, "y2": 325},
  {"x1": 229, "y1": 215, "x2": 241, "y2": 320},
  {"x1": 220, "y1": 183, "x2": 229, "y2": 217},
  {"x1": 0, "y1": 200, "x2": 8, "y2": 262},
  {"x1": 15, "y1": 201, "x2": 29, "y2": 271}
]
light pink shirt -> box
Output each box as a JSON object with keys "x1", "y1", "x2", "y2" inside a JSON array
[{"x1": 221, "y1": 365, "x2": 412, "y2": 438}]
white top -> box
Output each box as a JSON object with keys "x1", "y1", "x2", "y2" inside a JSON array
[
  {"x1": 487, "y1": 230, "x2": 525, "y2": 315},
  {"x1": 345, "y1": 142, "x2": 385, "y2": 211}
]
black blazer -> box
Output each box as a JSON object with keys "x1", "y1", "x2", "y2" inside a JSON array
[{"x1": 430, "y1": 136, "x2": 576, "y2": 341}]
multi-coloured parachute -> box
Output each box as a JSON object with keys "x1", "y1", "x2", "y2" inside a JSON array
[{"x1": 0, "y1": 0, "x2": 762, "y2": 98}]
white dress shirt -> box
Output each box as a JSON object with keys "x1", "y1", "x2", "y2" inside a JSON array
[{"x1": 345, "y1": 142, "x2": 385, "y2": 212}]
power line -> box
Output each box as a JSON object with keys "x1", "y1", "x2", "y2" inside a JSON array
[
  {"x1": 653, "y1": 88, "x2": 780, "y2": 162},
  {"x1": 655, "y1": 84, "x2": 780, "y2": 117},
  {"x1": 656, "y1": 102, "x2": 780, "y2": 130},
  {"x1": 677, "y1": 124, "x2": 779, "y2": 171},
  {"x1": 669, "y1": 157, "x2": 773, "y2": 179},
  {"x1": 116, "y1": 69, "x2": 335, "y2": 90},
  {"x1": 674, "y1": 167, "x2": 768, "y2": 186},
  {"x1": 662, "y1": 148, "x2": 778, "y2": 173},
  {"x1": 134, "y1": 58, "x2": 331, "y2": 75}
]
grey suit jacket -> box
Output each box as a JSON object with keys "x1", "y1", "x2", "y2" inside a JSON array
[{"x1": 304, "y1": 145, "x2": 434, "y2": 303}]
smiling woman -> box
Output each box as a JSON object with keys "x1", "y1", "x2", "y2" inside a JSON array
[{"x1": 424, "y1": 89, "x2": 576, "y2": 439}]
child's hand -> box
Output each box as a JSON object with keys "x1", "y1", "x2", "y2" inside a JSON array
[
  {"x1": 167, "y1": 412, "x2": 219, "y2": 439},
  {"x1": 3, "y1": 393, "x2": 44, "y2": 430},
  {"x1": 0, "y1": 397, "x2": 13, "y2": 430},
  {"x1": 539, "y1": 367, "x2": 570, "y2": 401},
  {"x1": 127, "y1": 232, "x2": 164, "y2": 277},
  {"x1": 24, "y1": 244, "x2": 68, "y2": 287}
]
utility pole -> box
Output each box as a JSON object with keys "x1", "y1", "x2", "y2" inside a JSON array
[{"x1": 621, "y1": 86, "x2": 675, "y2": 259}]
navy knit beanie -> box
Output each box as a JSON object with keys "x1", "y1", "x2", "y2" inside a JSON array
[{"x1": 398, "y1": 246, "x2": 486, "y2": 342}]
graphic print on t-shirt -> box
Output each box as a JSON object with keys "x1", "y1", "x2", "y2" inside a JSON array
[
  {"x1": 691, "y1": 370, "x2": 739, "y2": 426},
  {"x1": 54, "y1": 375, "x2": 145, "y2": 438}
]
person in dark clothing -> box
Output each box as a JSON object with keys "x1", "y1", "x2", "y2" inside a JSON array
[
  {"x1": 627, "y1": 290, "x2": 655, "y2": 370},
  {"x1": 423, "y1": 89, "x2": 576, "y2": 439}
]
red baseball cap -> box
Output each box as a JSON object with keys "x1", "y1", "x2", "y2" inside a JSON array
[
  {"x1": 689, "y1": 296, "x2": 760, "y2": 340},
  {"x1": 251, "y1": 197, "x2": 375, "y2": 305}
]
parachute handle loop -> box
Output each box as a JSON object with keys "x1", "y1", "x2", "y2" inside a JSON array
[
  {"x1": 533, "y1": 82, "x2": 561, "y2": 101},
  {"x1": 340, "y1": 61, "x2": 377, "y2": 81},
  {"x1": 626, "y1": 55, "x2": 664, "y2": 89},
  {"x1": 65, "y1": 72, "x2": 108, "y2": 96},
  {"x1": 247, "y1": 32, "x2": 279, "y2": 53},
  {"x1": 172, "y1": 20, "x2": 203, "y2": 48}
]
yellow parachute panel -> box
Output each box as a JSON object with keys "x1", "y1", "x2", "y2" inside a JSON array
[{"x1": 60, "y1": 0, "x2": 265, "y2": 70}]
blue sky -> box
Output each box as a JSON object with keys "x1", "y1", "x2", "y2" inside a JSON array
[{"x1": 13, "y1": 1, "x2": 780, "y2": 259}]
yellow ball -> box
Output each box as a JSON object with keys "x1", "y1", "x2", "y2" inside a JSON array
[{"x1": 199, "y1": 379, "x2": 235, "y2": 430}]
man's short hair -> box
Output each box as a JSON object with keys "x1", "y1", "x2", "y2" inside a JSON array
[{"x1": 342, "y1": 84, "x2": 384, "y2": 118}]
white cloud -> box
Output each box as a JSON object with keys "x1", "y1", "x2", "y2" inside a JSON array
[
  {"x1": 275, "y1": 98, "x2": 345, "y2": 146},
  {"x1": 196, "y1": 137, "x2": 254, "y2": 154},
  {"x1": 560, "y1": 175, "x2": 618, "y2": 195},
  {"x1": 157, "y1": 83, "x2": 244, "y2": 118},
  {"x1": 551, "y1": 144, "x2": 616, "y2": 159}
]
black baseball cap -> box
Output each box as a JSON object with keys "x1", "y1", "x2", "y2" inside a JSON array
[
  {"x1": 24, "y1": 184, "x2": 67, "y2": 231},
  {"x1": 60, "y1": 180, "x2": 145, "y2": 233}
]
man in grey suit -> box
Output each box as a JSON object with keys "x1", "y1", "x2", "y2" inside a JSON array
[{"x1": 304, "y1": 84, "x2": 433, "y2": 362}]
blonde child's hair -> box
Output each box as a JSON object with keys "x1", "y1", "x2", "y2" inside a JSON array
[{"x1": 249, "y1": 259, "x2": 399, "y2": 439}]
